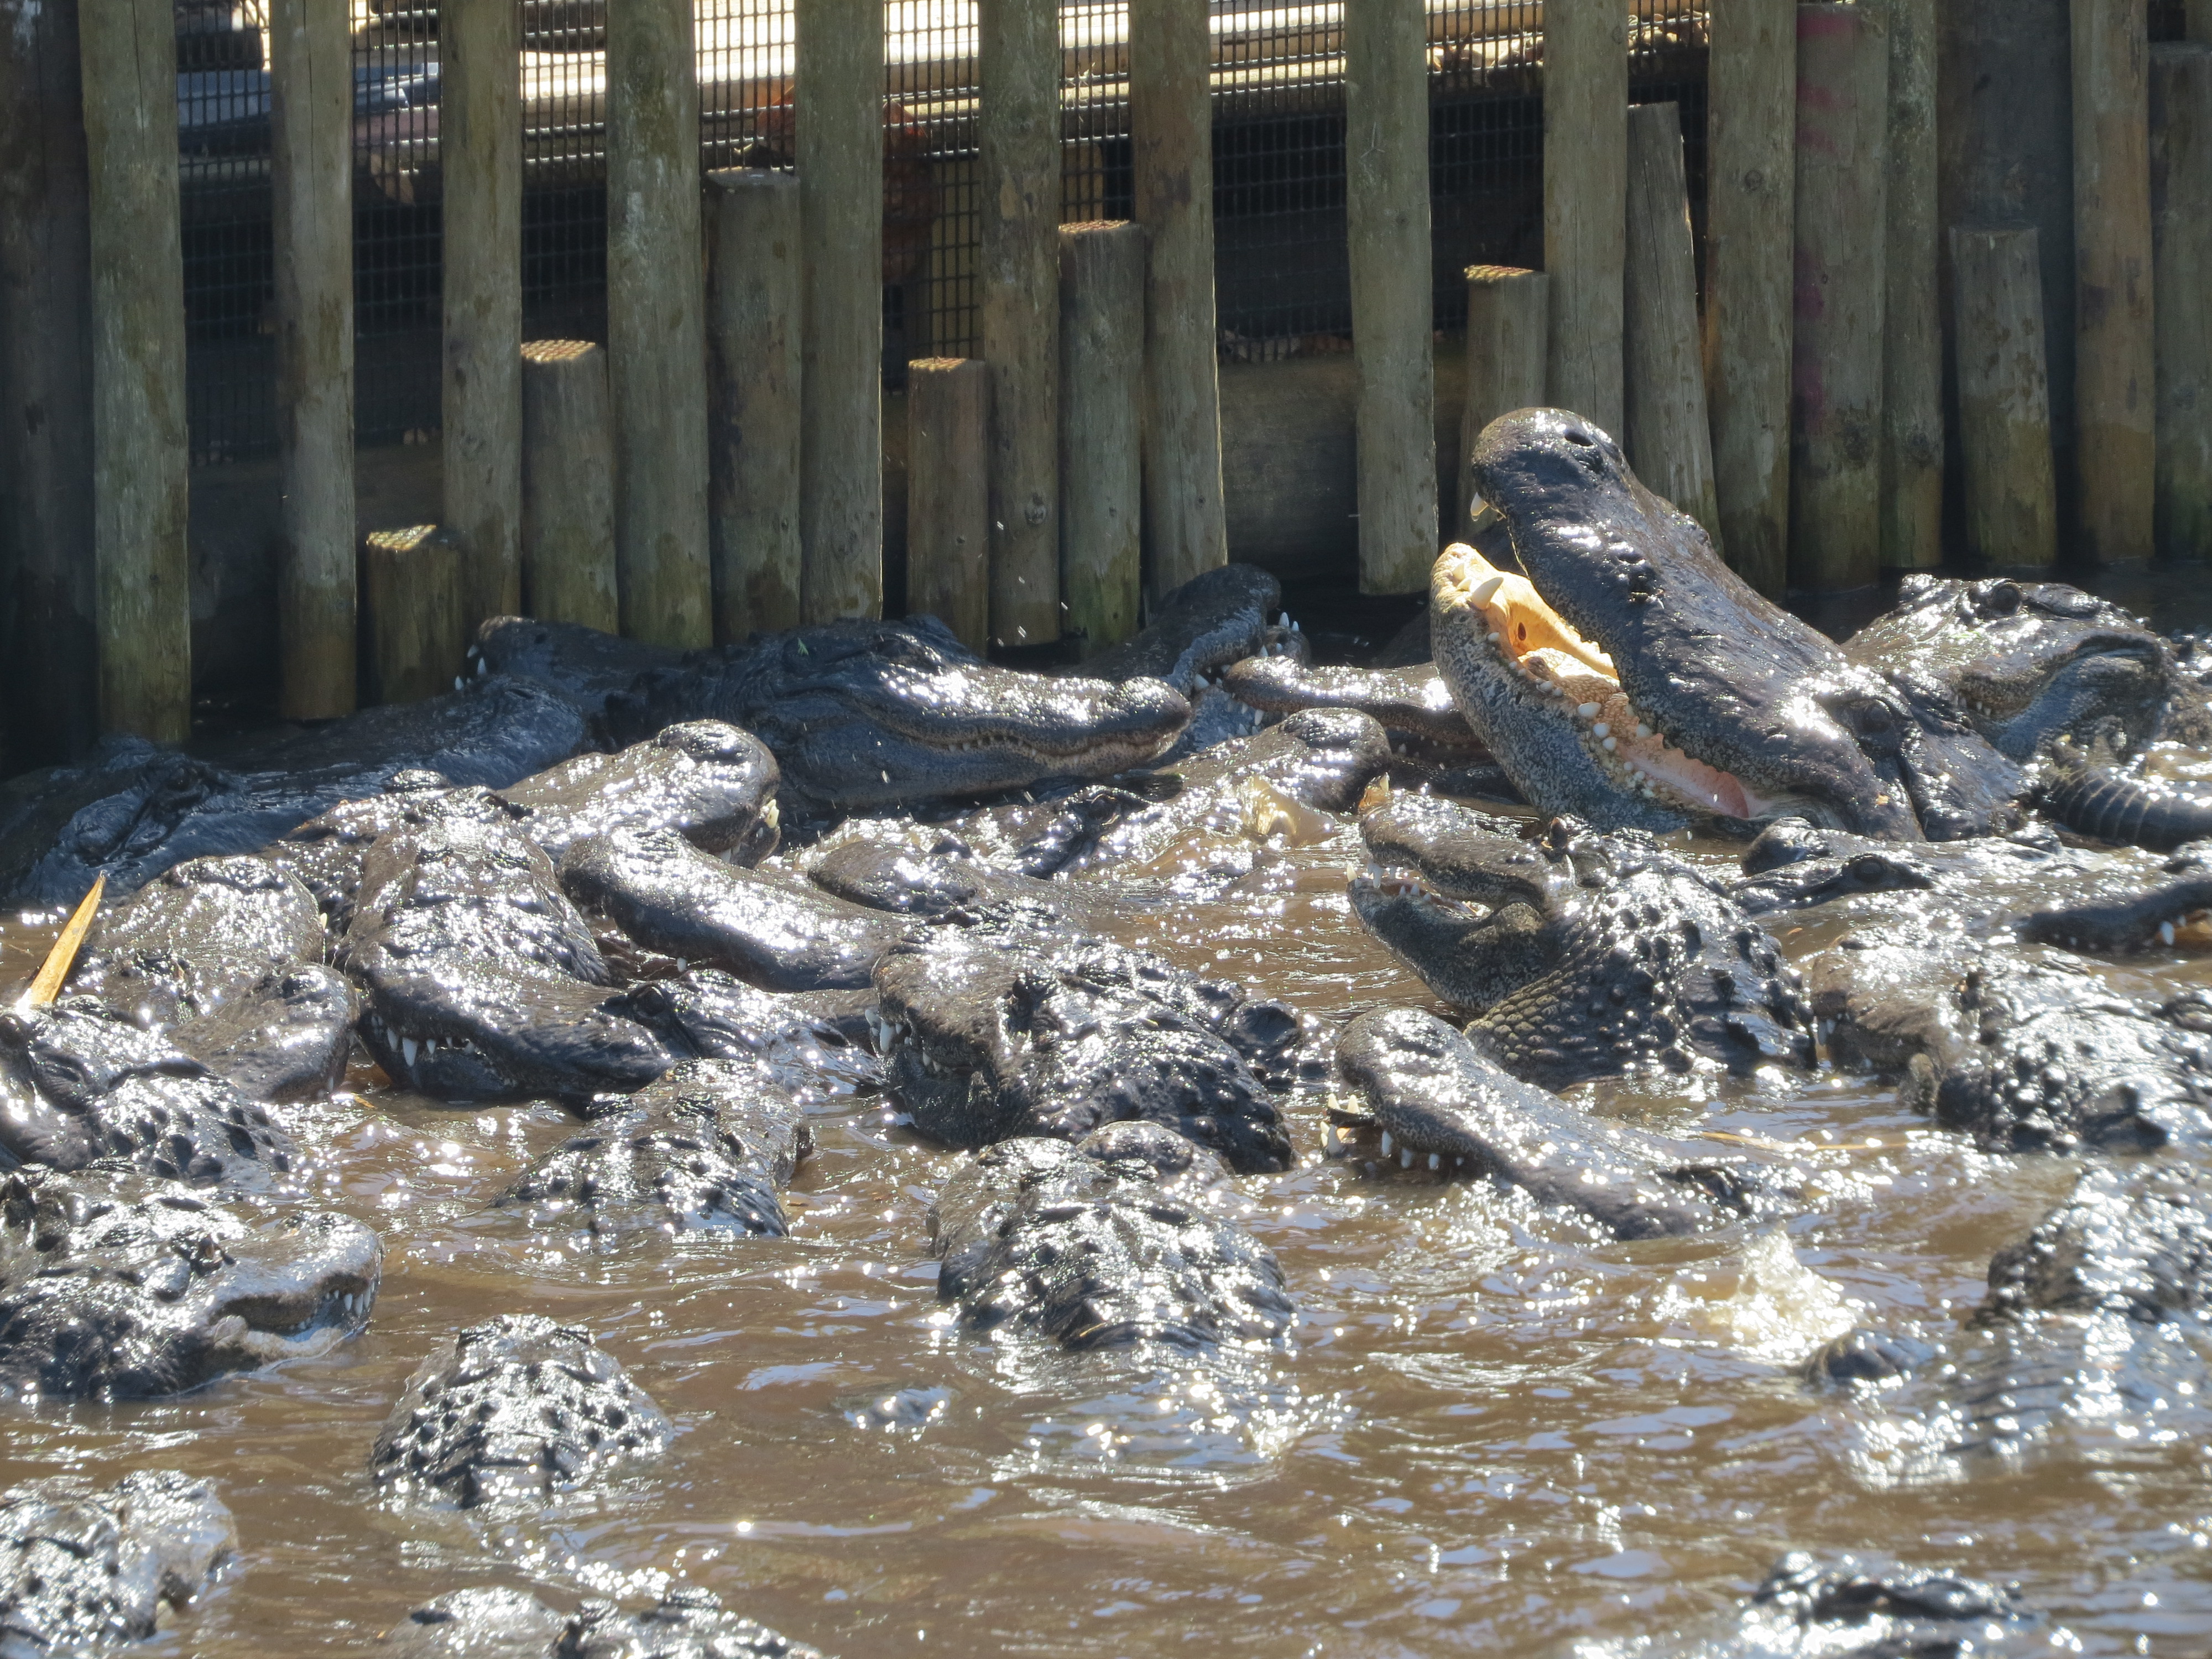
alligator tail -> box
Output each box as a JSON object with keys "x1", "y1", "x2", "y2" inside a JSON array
[{"x1": 2041, "y1": 766, "x2": 2212, "y2": 852}]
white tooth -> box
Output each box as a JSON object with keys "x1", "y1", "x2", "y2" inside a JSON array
[
  {"x1": 1292, "y1": 620, "x2": 1301, "y2": 632},
  {"x1": 1577, "y1": 702, "x2": 1600, "y2": 719},
  {"x1": 1635, "y1": 723, "x2": 1652, "y2": 739},
  {"x1": 1488, "y1": 630, "x2": 1503, "y2": 644},
  {"x1": 1279, "y1": 612, "x2": 1291, "y2": 628},
  {"x1": 1379, "y1": 1131, "x2": 1393, "y2": 1155},
  {"x1": 453, "y1": 676, "x2": 464, "y2": 691},
  {"x1": 400, "y1": 1037, "x2": 418, "y2": 1068},
  {"x1": 1427, "y1": 1152, "x2": 1440, "y2": 1170},
  {"x1": 1602, "y1": 736, "x2": 1618, "y2": 751},
  {"x1": 421, "y1": 1037, "x2": 437, "y2": 1056},
  {"x1": 2163, "y1": 920, "x2": 2178, "y2": 945},
  {"x1": 1592, "y1": 722, "x2": 1610, "y2": 738},
  {"x1": 1454, "y1": 1156, "x2": 1465, "y2": 1167},
  {"x1": 1468, "y1": 573, "x2": 1505, "y2": 606},
  {"x1": 1400, "y1": 1148, "x2": 1415, "y2": 1169}
]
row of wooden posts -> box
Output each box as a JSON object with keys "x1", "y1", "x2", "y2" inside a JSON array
[{"x1": 60, "y1": 0, "x2": 2212, "y2": 750}]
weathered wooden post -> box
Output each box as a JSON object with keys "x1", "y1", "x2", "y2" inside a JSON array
[
  {"x1": 1543, "y1": 0, "x2": 1628, "y2": 435},
  {"x1": 980, "y1": 0, "x2": 1060, "y2": 646},
  {"x1": 1790, "y1": 2, "x2": 1888, "y2": 593},
  {"x1": 0, "y1": 0, "x2": 98, "y2": 764},
  {"x1": 2153, "y1": 44, "x2": 2212, "y2": 560},
  {"x1": 1882, "y1": 0, "x2": 1942, "y2": 572},
  {"x1": 360, "y1": 525, "x2": 468, "y2": 706},
  {"x1": 906, "y1": 359, "x2": 992, "y2": 653},
  {"x1": 269, "y1": 0, "x2": 356, "y2": 719},
  {"x1": 1624, "y1": 102, "x2": 1722, "y2": 551},
  {"x1": 1131, "y1": 0, "x2": 1229, "y2": 594},
  {"x1": 608, "y1": 0, "x2": 712, "y2": 645},
  {"x1": 2194, "y1": 0, "x2": 2212, "y2": 41},
  {"x1": 441, "y1": 0, "x2": 521, "y2": 629},
  {"x1": 1345, "y1": 0, "x2": 1436, "y2": 594},
  {"x1": 520, "y1": 341, "x2": 619, "y2": 629},
  {"x1": 797, "y1": 0, "x2": 884, "y2": 622},
  {"x1": 1059, "y1": 221, "x2": 1146, "y2": 657},
  {"x1": 1458, "y1": 267, "x2": 1549, "y2": 536},
  {"x1": 2072, "y1": 0, "x2": 2156, "y2": 564},
  {"x1": 705, "y1": 168, "x2": 804, "y2": 640},
  {"x1": 78, "y1": 0, "x2": 190, "y2": 740},
  {"x1": 1952, "y1": 227, "x2": 2059, "y2": 570}
]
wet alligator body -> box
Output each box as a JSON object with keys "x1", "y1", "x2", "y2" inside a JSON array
[
  {"x1": 380, "y1": 1585, "x2": 823, "y2": 1659},
  {"x1": 0, "y1": 1470, "x2": 234, "y2": 1656}
]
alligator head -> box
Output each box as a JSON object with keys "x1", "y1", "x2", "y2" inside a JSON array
[{"x1": 1442, "y1": 409, "x2": 1994, "y2": 839}]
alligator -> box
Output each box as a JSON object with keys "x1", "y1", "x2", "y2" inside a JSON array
[
  {"x1": 875, "y1": 924, "x2": 1301, "y2": 1172},
  {"x1": 1068, "y1": 562, "x2": 1281, "y2": 695},
  {"x1": 0, "y1": 1470, "x2": 234, "y2": 1655},
  {"x1": 1220, "y1": 652, "x2": 1489, "y2": 764},
  {"x1": 2018, "y1": 844, "x2": 2212, "y2": 951},
  {"x1": 608, "y1": 970, "x2": 884, "y2": 1104},
  {"x1": 1330, "y1": 1009, "x2": 1793, "y2": 1238},
  {"x1": 380, "y1": 1585, "x2": 823, "y2": 1659},
  {"x1": 1349, "y1": 796, "x2": 1815, "y2": 1086},
  {"x1": 0, "y1": 676, "x2": 588, "y2": 906},
  {"x1": 371, "y1": 1314, "x2": 672, "y2": 1507},
  {"x1": 0, "y1": 1164, "x2": 379, "y2": 1399},
  {"x1": 0, "y1": 1000, "x2": 296, "y2": 1184},
  {"x1": 931, "y1": 1120, "x2": 1294, "y2": 1351},
  {"x1": 500, "y1": 1058, "x2": 810, "y2": 1239},
  {"x1": 168, "y1": 966, "x2": 359, "y2": 1104}
]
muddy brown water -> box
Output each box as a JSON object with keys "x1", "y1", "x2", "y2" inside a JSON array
[{"x1": 9, "y1": 789, "x2": 2212, "y2": 1651}]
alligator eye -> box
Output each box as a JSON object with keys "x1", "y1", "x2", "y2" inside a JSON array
[
  {"x1": 1978, "y1": 580, "x2": 2022, "y2": 615},
  {"x1": 1564, "y1": 429, "x2": 1597, "y2": 447}
]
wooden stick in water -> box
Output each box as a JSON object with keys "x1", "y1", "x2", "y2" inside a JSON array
[{"x1": 24, "y1": 874, "x2": 105, "y2": 1007}]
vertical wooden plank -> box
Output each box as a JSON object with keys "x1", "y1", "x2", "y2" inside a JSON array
[
  {"x1": 1131, "y1": 0, "x2": 1229, "y2": 595},
  {"x1": 2193, "y1": 0, "x2": 2212, "y2": 40},
  {"x1": 609, "y1": 0, "x2": 712, "y2": 645},
  {"x1": 705, "y1": 168, "x2": 804, "y2": 640},
  {"x1": 1703, "y1": 0, "x2": 1795, "y2": 596},
  {"x1": 797, "y1": 0, "x2": 885, "y2": 622},
  {"x1": 1881, "y1": 0, "x2": 1942, "y2": 572},
  {"x1": 906, "y1": 358, "x2": 991, "y2": 654},
  {"x1": 1346, "y1": 0, "x2": 1437, "y2": 594},
  {"x1": 1457, "y1": 267, "x2": 1549, "y2": 538},
  {"x1": 1952, "y1": 227, "x2": 2059, "y2": 569},
  {"x1": 1543, "y1": 0, "x2": 1628, "y2": 434},
  {"x1": 980, "y1": 0, "x2": 1060, "y2": 646},
  {"x1": 78, "y1": 0, "x2": 190, "y2": 740},
  {"x1": 2153, "y1": 43, "x2": 2212, "y2": 559},
  {"x1": 1058, "y1": 221, "x2": 1145, "y2": 658},
  {"x1": 1790, "y1": 2, "x2": 1888, "y2": 593},
  {"x1": 520, "y1": 340, "x2": 620, "y2": 629},
  {"x1": 2072, "y1": 0, "x2": 2156, "y2": 564},
  {"x1": 270, "y1": 0, "x2": 357, "y2": 718},
  {"x1": 1623, "y1": 102, "x2": 1723, "y2": 551},
  {"x1": 361, "y1": 525, "x2": 468, "y2": 706},
  {"x1": 0, "y1": 0, "x2": 98, "y2": 764}
]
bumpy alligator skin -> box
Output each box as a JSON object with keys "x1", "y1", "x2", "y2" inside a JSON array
[
  {"x1": 1332, "y1": 1009, "x2": 1792, "y2": 1238},
  {"x1": 0, "y1": 1165, "x2": 379, "y2": 1400},
  {"x1": 1640, "y1": 1552, "x2": 2057, "y2": 1658},
  {"x1": 491, "y1": 720, "x2": 780, "y2": 865},
  {"x1": 169, "y1": 967, "x2": 359, "y2": 1104},
  {"x1": 0, "y1": 1470, "x2": 234, "y2": 1656},
  {"x1": 931, "y1": 1121, "x2": 1293, "y2": 1351},
  {"x1": 0, "y1": 1002, "x2": 294, "y2": 1185},
  {"x1": 371, "y1": 1316, "x2": 672, "y2": 1507},
  {"x1": 380, "y1": 1585, "x2": 824, "y2": 1659},
  {"x1": 1067, "y1": 564, "x2": 1280, "y2": 695},
  {"x1": 2017, "y1": 842, "x2": 2212, "y2": 951},
  {"x1": 1350, "y1": 798, "x2": 1814, "y2": 1086},
  {"x1": 1220, "y1": 655, "x2": 1486, "y2": 759},
  {"x1": 67, "y1": 855, "x2": 325, "y2": 1029},
  {"x1": 501, "y1": 1058, "x2": 810, "y2": 1238}
]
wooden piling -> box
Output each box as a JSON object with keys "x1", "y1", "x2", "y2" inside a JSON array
[
  {"x1": 1881, "y1": 0, "x2": 1942, "y2": 572},
  {"x1": 796, "y1": 0, "x2": 884, "y2": 623},
  {"x1": 2153, "y1": 44, "x2": 2212, "y2": 560},
  {"x1": 1623, "y1": 102, "x2": 1722, "y2": 551},
  {"x1": 77, "y1": 0, "x2": 190, "y2": 740},
  {"x1": 1458, "y1": 267, "x2": 1550, "y2": 536},
  {"x1": 906, "y1": 359, "x2": 991, "y2": 655},
  {"x1": 1790, "y1": 2, "x2": 1888, "y2": 593},
  {"x1": 1058, "y1": 221, "x2": 1146, "y2": 658},
  {"x1": 520, "y1": 341, "x2": 619, "y2": 630},
  {"x1": 705, "y1": 168, "x2": 803, "y2": 640},
  {"x1": 1543, "y1": 0, "x2": 1629, "y2": 435},
  {"x1": 1131, "y1": 0, "x2": 1229, "y2": 595},
  {"x1": 1703, "y1": 0, "x2": 1795, "y2": 596},
  {"x1": 269, "y1": 0, "x2": 356, "y2": 719},
  {"x1": 2194, "y1": 0, "x2": 2212, "y2": 41},
  {"x1": 1952, "y1": 228, "x2": 2059, "y2": 570},
  {"x1": 441, "y1": 0, "x2": 521, "y2": 629},
  {"x1": 608, "y1": 0, "x2": 711, "y2": 645},
  {"x1": 360, "y1": 525, "x2": 468, "y2": 706},
  {"x1": 0, "y1": 0, "x2": 98, "y2": 765},
  {"x1": 2072, "y1": 0, "x2": 2156, "y2": 564},
  {"x1": 980, "y1": 0, "x2": 1060, "y2": 646}
]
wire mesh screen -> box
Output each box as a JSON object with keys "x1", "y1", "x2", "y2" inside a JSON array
[{"x1": 178, "y1": 0, "x2": 1710, "y2": 465}]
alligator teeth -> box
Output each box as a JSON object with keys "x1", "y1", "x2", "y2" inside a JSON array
[
  {"x1": 1602, "y1": 736, "x2": 1618, "y2": 752},
  {"x1": 1379, "y1": 1131, "x2": 1392, "y2": 1155},
  {"x1": 1577, "y1": 702, "x2": 1600, "y2": 719},
  {"x1": 400, "y1": 1037, "x2": 419, "y2": 1069},
  {"x1": 2163, "y1": 920, "x2": 2178, "y2": 945},
  {"x1": 1635, "y1": 723, "x2": 1652, "y2": 739},
  {"x1": 1591, "y1": 722, "x2": 1610, "y2": 738},
  {"x1": 1426, "y1": 1152, "x2": 1440, "y2": 1171},
  {"x1": 1467, "y1": 572, "x2": 1505, "y2": 608},
  {"x1": 1399, "y1": 1148, "x2": 1415, "y2": 1169}
]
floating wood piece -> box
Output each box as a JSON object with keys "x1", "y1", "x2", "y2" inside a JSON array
[
  {"x1": 361, "y1": 525, "x2": 468, "y2": 706},
  {"x1": 906, "y1": 358, "x2": 991, "y2": 655},
  {"x1": 1458, "y1": 267, "x2": 1549, "y2": 536},
  {"x1": 1543, "y1": 0, "x2": 1628, "y2": 435},
  {"x1": 79, "y1": 0, "x2": 191, "y2": 740},
  {"x1": 2072, "y1": 0, "x2": 2156, "y2": 564},
  {"x1": 1881, "y1": 0, "x2": 1942, "y2": 572},
  {"x1": 1703, "y1": 0, "x2": 1796, "y2": 596},
  {"x1": 608, "y1": 0, "x2": 712, "y2": 644},
  {"x1": 520, "y1": 340, "x2": 619, "y2": 630},
  {"x1": 1952, "y1": 227, "x2": 2059, "y2": 570},
  {"x1": 25, "y1": 874, "x2": 104, "y2": 1008},
  {"x1": 1058, "y1": 221, "x2": 1146, "y2": 658},
  {"x1": 1790, "y1": 1, "x2": 1888, "y2": 593},
  {"x1": 705, "y1": 168, "x2": 803, "y2": 641},
  {"x1": 1623, "y1": 102, "x2": 1722, "y2": 554},
  {"x1": 2153, "y1": 44, "x2": 2212, "y2": 560}
]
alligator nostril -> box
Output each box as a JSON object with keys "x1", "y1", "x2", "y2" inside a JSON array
[{"x1": 1564, "y1": 429, "x2": 1597, "y2": 447}]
